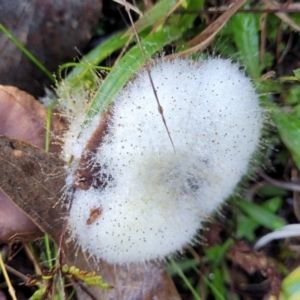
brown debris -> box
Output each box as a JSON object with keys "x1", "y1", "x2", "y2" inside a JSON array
[
  {"x1": 0, "y1": 0, "x2": 103, "y2": 96},
  {"x1": 0, "y1": 85, "x2": 65, "y2": 242},
  {"x1": 228, "y1": 241, "x2": 282, "y2": 298}
]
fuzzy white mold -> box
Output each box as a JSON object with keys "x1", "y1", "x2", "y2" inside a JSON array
[{"x1": 66, "y1": 57, "x2": 263, "y2": 264}]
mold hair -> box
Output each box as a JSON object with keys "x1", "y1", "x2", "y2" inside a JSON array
[{"x1": 64, "y1": 57, "x2": 263, "y2": 265}]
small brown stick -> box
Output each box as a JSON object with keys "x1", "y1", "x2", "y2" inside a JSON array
[
  {"x1": 167, "y1": 0, "x2": 246, "y2": 59},
  {"x1": 73, "y1": 109, "x2": 112, "y2": 190},
  {"x1": 175, "y1": 8, "x2": 300, "y2": 14},
  {"x1": 72, "y1": 279, "x2": 98, "y2": 300},
  {"x1": 278, "y1": 32, "x2": 293, "y2": 64},
  {"x1": 291, "y1": 168, "x2": 300, "y2": 223},
  {"x1": 121, "y1": 0, "x2": 176, "y2": 153},
  {"x1": 0, "y1": 253, "x2": 17, "y2": 300},
  {"x1": 260, "y1": 13, "x2": 267, "y2": 64},
  {"x1": 2, "y1": 264, "x2": 30, "y2": 282},
  {"x1": 75, "y1": 0, "x2": 179, "y2": 191},
  {"x1": 259, "y1": 172, "x2": 300, "y2": 192},
  {"x1": 24, "y1": 243, "x2": 42, "y2": 276}
]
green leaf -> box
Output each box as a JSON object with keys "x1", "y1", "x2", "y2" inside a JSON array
[
  {"x1": 30, "y1": 288, "x2": 46, "y2": 300},
  {"x1": 175, "y1": 0, "x2": 204, "y2": 31},
  {"x1": 204, "y1": 239, "x2": 233, "y2": 266},
  {"x1": 237, "y1": 198, "x2": 286, "y2": 230},
  {"x1": 201, "y1": 271, "x2": 226, "y2": 300},
  {"x1": 80, "y1": 274, "x2": 110, "y2": 289},
  {"x1": 230, "y1": 10, "x2": 260, "y2": 77},
  {"x1": 62, "y1": 264, "x2": 111, "y2": 289},
  {"x1": 262, "y1": 197, "x2": 282, "y2": 213},
  {"x1": 210, "y1": 267, "x2": 226, "y2": 299},
  {"x1": 166, "y1": 259, "x2": 199, "y2": 276},
  {"x1": 284, "y1": 84, "x2": 300, "y2": 105},
  {"x1": 64, "y1": 0, "x2": 202, "y2": 90},
  {"x1": 294, "y1": 104, "x2": 300, "y2": 119},
  {"x1": 236, "y1": 214, "x2": 259, "y2": 240},
  {"x1": 282, "y1": 265, "x2": 300, "y2": 300},
  {"x1": 255, "y1": 79, "x2": 282, "y2": 94},
  {"x1": 273, "y1": 112, "x2": 300, "y2": 169},
  {"x1": 258, "y1": 185, "x2": 288, "y2": 198},
  {"x1": 293, "y1": 68, "x2": 300, "y2": 78},
  {"x1": 236, "y1": 197, "x2": 282, "y2": 240}
]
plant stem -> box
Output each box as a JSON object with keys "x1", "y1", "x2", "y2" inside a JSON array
[{"x1": 0, "y1": 23, "x2": 55, "y2": 82}]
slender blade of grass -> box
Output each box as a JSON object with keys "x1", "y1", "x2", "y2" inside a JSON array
[
  {"x1": 170, "y1": 258, "x2": 202, "y2": 300},
  {"x1": 238, "y1": 197, "x2": 286, "y2": 230},
  {"x1": 64, "y1": 31, "x2": 128, "y2": 88},
  {"x1": 124, "y1": 0, "x2": 179, "y2": 36},
  {"x1": 85, "y1": 26, "x2": 182, "y2": 120},
  {"x1": 0, "y1": 23, "x2": 55, "y2": 82}
]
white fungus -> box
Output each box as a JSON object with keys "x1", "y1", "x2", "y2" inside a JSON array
[{"x1": 64, "y1": 57, "x2": 263, "y2": 264}]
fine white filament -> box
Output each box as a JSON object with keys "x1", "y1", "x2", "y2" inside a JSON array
[{"x1": 66, "y1": 58, "x2": 263, "y2": 264}]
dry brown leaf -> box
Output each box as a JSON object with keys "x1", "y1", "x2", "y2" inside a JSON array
[
  {"x1": 0, "y1": 138, "x2": 180, "y2": 300},
  {"x1": 0, "y1": 85, "x2": 63, "y2": 151},
  {"x1": 0, "y1": 87, "x2": 180, "y2": 300},
  {"x1": 0, "y1": 85, "x2": 64, "y2": 242},
  {"x1": 227, "y1": 241, "x2": 281, "y2": 297},
  {"x1": 0, "y1": 136, "x2": 67, "y2": 243},
  {"x1": 228, "y1": 241, "x2": 269, "y2": 275},
  {"x1": 0, "y1": 0, "x2": 102, "y2": 96},
  {"x1": 71, "y1": 254, "x2": 181, "y2": 300},
  {"x1": 0, "y1": 191, "x2": 41, "y2": 242},
  {"x1": 168, "y1": 0, "x2": 246, "y2": 58},
  {"x1": 263, "y1": 0, "x2": 300, "y2": 32}
]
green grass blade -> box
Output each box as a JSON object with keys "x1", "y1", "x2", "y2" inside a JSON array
[
  {"x1": 58, "y1": 63, "x2": 111, "y2": 80},
  {"x1": 238, "y1": 198, "x2": 286, "y2": 230},
  {"x1": 45, "y1": 101, "x2": 57, "y2": 152},
  {"x1": 64, "y1": 30, "x2": 128, "y2": 88},
  {"x1": 170, "y1": 258, "x2": 202, "y2": 300},
  {"x1": 85, "y1": 26, "x2": 182, "y2": 120},
  {"x1": 201, "y1": 271, "x2": 226, "y2": 300},
  {"x1": 178, "y1": 0, "x2": 205, "y2": 30},
  {"x1": 124, "y1": 0, "x2": 179, "y2": 35},
  {"x1": 0, "y1": 23, "x2": 55, "y2": 82},
  {"x1": 293, "y1": 68, "x2": 300, "y2": 78}
]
